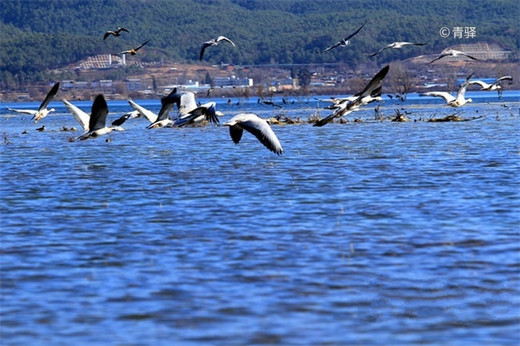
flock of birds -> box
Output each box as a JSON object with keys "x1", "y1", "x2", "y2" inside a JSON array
[{"x1": 6, "y1": 22, "x2": 514, "y2": 155}]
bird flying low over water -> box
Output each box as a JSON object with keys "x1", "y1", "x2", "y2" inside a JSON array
[
  {"x1": 62, "y1": 99, "x2": 90, "y2": 131},
  {"x1": 224, "y1": 113, "x2": 283, "y2": 155},
  {"x1": 103, "y1": 27, "x2": 129, "y2": 40},
  {"x1": 369, "y1": 41, "x2": 426, "y2": 57},
  {"x1": 314, "y1": 65, "x2": 390, "y2": 127},
  {"x1": 322, "y1": 21, "x2": 367, "y2": 52},
  {"x1": 199, "y1": 36, "x2": 236, "y2": 61},
  {"x1": 428, "y1": 49, "x2": 478, "y2": 64},
  {"x1": 77, "y1": 95, "x2": 124, "y2": 140},
  {"x1": 420, "y1": 73, "x2": 474, "y2": 107},
  {"x1": 468, "y1": 76, "x2": 512, "y2": 99},
  {"x1": 146, "y1": 88, "x2": 180, "y2": 129},
  {"x1": 8, "y1": 82, "x2": 60, "y2": 124},
  {"x1": 121, "y1": 40, "x2": 150, "y2": 55}
]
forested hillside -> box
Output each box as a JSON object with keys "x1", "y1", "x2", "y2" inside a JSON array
[{"x1": 1, "y1": 0, "x2": 518, "y2": 86}]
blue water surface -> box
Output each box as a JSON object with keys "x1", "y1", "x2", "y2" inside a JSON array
[{"x1": 1, "y1": 91, "x2": 519, "y2": 344}]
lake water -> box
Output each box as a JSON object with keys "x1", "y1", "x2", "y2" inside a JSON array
[{"x1": 1, "y1": 91, "x2": 519, "y2": 344}]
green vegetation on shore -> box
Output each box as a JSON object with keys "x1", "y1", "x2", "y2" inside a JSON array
[{"x1": 1, "y1": 0, "x2": 518, "y2": 89}]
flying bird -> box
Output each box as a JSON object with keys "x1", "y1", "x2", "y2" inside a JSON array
[
  {"x1": 429, "y1": 49, "x2": 478, "y2": 64},
  {"x1": 62, "y1": 99, "x2": 90, "y2": 131},
  {"x1": 314, "y1": 65, "x2": 390, "y2": 127},
  {"x1": 199, "y1": 36, "x2": 236, "y2": 61},
  {"x1": 121, "y1": 40, "x2": 150, "y2": 55},
  {"x1": 77, "y1": 95, "x2": 124, "y2": 140},
  {"x1": 420, "y1": 73, "x2": 474, "y2": 107},
  {"x1": 126, "y1": 98, "x2": 158, "y2": 123},
  {"x1": 322, "y1": 21, "x2": 367, "y2": 52},
  {"x1": 8, "y1": 82, "x2": 60, "y2": 123},
  {"x1": 224, "y1": 113, "x2": 283, "y2": 155},
  {"x1": 468, "y1": 76, "x2": 512, "y2": 99},
  {"x1": 369, "y1": 41, "x2": 426, "y2": 57},
  {"x1": 146, "y1": 88, "x2": 180, "y2": 129},
  {"x1": 103, "y1": 27, "x2": 129, "y2": 40}
]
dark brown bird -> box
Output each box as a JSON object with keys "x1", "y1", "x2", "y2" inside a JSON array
[
  {"x1": 103, "y1": 27, "x2": 129, "y2": 40},
  {"x1": 121, "y1": 40, "x2": 150, "y2": 55}
]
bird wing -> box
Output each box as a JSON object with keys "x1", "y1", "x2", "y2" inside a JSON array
[
  {"x1": 134, "y1": 39, "x2": 150, "y2": 52},
  {"x1": 199, "y1": 41, "x2": 214, "y2": 60},
  {"x1": 39, "y1": 82, "x2": 59, "y2": 111},
  {"x1": 178, "y1": 92, "x2": 198, "y2": 114},
  {"x1": 200, "y1": 102, "x2": 219, "y2": 124},
  {"x1": 103, "y1": 32, "x2": 112, "y2": 40},
  {"x1": 119, "y1": 27, "x2": 129, "y2": 33},
  {"x1": 468, "y1": 80, "x2": 488, "y2": 89},
  {"x1": 428, "y1": 54, "x2": 446, "y2": 64},
  {"x1": 368, "y1": 46, "x2": 388, "y2": 57},
  {"x1": 128, "y1": 99, "x2": 158, "y2": 123},
  {"x1": 229, "y1": 125, "x2": 244, "y2": 145},
  {"x1": 7, "y1": 108, "x2": 37, "y2": 115},
  {"x1": 461, "y1": 52, "x2": 478, "y2": 60},
  {"x1": 89, "y1": 94, "x2": 109, "y2": 131},
  {"x1": 342, "y1": 20, "x2": 367, "y2": 42},
  {"x1": 456, "y1": 74, "x2": 473, "y2": 102},
  {"x1": 493, "y1": 76, "x2": 513, "y2": 86},
  {"x1": 111, "y1": 113, "x2": 131, "y2": 126},
  {"x1": 156, "y1": 88, "x2": 181, "y2": 121},
  {"x1": 322, "y1": 41, "x2": 341, "y2": 52},
  {"x1": 62, "y1": 99, "x2": 90, "y2": 131},
  {"x1": 420, "y1": 92, "x2": 455, "y2": 103},
  {"x1": 216, "y1": 36, "x2": 235, "y2": 46},
  {"x1": 350, "y1": 65, "x2": 389, "y2": 108},
  {"x1": 237, "y1": 115, "x2": 283, "y2": 155}
]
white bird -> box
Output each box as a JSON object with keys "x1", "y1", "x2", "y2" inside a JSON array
[
  {"x1": 420, "y1": 74, "x2": 473, "y2": 107},
  {"x1": 224, "y1": 113, "x2": 283, "y2": 155},
  {"x1": 322, "y1": 21, "x2": 367, "y2": 52},
  {"x1": 62, "y1": 99, "x2": 90, "y2": 131},
  {"x1": 468, "y1": 76, "x2": 512, "y2": 99},
  {"x1": 110, "y1": 99, "x2": 159, "y2": 126},
  {"x1": 77, "y1": 94, "x2": 124, "y2": 140},
  {"x1": 325, "y1": 86, "x2": 383, "y2": 111},
  {"x1": 369, "y1": 41, "x2": 426, "y2": 57},
  {"x1": 314, "y1": 65, "x2": 389, "y2": 126},
  {"x1": 8, "y1": 82, "x2": 60, "y2": 123},
  {"x1": 429, "y1": 49, "x2": 478, "y2": 64},
  {"x1": 199, "y1": 36, "x2": 236, "y2": 61}
]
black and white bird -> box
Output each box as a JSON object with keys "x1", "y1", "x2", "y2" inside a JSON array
[
  {"x1": 322, "y1": 21, "x2": 367, "y2": 52},
  {"x1": 146, "y1": 89, "x2": 180, "y2": 129},
  {"x1": 429, "y1": 49, "x2": 478, "y2": 64},
  {"x1": 121, "y1": 40, "x2": 150, "y2": 55},
  {"x1": 468, "y1": 76, "x2": 512, "y2": 99},
  {"x1": 224, "y1": 113, "x2": 283, "y2": 155},
  {"x1": 155, "y1": 89, "x2": 220, "y2": 127},
  {"x1": 103, "y1": 27, "x2": 129, "y2": 40},
  {"x1": 77, "y1": 95, "x2": 124, "y2": 140},
  {"x1": 420, "y1": 74, "x2": 474, "y2": 107},
  {"x1": 8, "y1": 82, "x2": 60, "y2": 123},
  {"x1": 369, "y1": 41, "x2": 426, "y2": 57},
  {"x1": 314, "y1": 65, "x2": 390, "y2": 127},
  {"x1": 126, "y1": 98, "x2": 158, "y2": 123},
  {"x1": 199, "y1": 36, "x2": 236, "y2": 61}
]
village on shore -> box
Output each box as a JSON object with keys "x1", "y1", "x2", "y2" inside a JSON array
[{"x1": 2, "y1": 42, "x2": 517, "y2": 103}]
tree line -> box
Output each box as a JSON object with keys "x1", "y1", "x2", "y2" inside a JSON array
[{"x1": 1, "y1": 0, "x2": 518, "y2": 88}]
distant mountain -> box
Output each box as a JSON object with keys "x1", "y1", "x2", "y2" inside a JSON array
[{"x1": 1, "y1": 0, "x2": 518, "y2": 87}]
